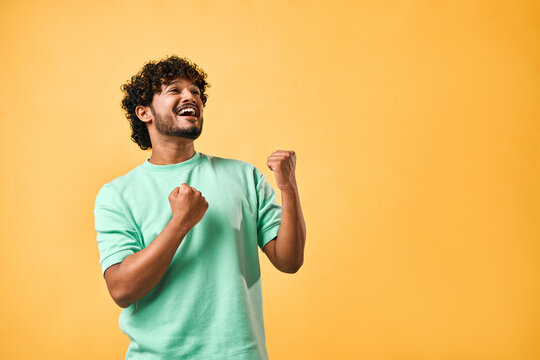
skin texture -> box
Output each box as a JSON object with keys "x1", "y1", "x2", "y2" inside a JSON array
[
  {"x1": 263, "y1": 150, "x2": 306, "y2": 273},
  {"x1": 135, "y1": 77, "x2": 204, "y2": 164},
  {"x1": 105, "y1": 77, "x2": 306, "y2": 308}
]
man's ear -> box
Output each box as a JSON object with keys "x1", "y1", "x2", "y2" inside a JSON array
[{"x1": 135, "y1": 105, "x2": 153, "y2": 123}]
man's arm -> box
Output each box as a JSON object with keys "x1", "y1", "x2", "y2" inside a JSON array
[
  {"x1": 263, "y1": 150, "x2": 306, "y2": 273},
  {"x1": 104, "y1": 219, "x2": 190, "y2": 308},
  {"x1": 104, "y1": 184, "x2": 208, "y2": 308}
]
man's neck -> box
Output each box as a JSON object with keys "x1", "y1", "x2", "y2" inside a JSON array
[{"x1": 148, "y1": 144, "x2": 196, "y2": 165}]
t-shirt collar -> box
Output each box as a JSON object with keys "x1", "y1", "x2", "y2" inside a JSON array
[{"x1": 141, "y1": 151, "x2": 203, "y2": 172}]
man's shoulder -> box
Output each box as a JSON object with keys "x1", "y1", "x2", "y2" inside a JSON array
[
  {"x1": 94, "y1": 163, "x2": 144, "y2": 207},
  {"x1": 203, "y1": 153, "x2": 259, "y2": 174},
  {"x1": 204, "y1": 153, "x2": 251, "y2": 166}
]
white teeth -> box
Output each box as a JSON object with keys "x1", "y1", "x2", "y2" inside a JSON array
[{"x1": 178, "y1": 107, "x2": 196, "y2": 116}]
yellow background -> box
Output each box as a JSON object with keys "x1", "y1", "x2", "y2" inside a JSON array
[{"x1": 1, "y1": 0, "x2": 538, "y2": 359}]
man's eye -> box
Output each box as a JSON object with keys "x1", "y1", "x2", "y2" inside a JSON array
[{"x1": 169, "y1": 89, "x2": 178, "y2": 92}]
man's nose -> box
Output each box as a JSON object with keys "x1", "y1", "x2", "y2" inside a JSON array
[{"x1": 181, "y1": 89, "x2": 196, "y2": 102}]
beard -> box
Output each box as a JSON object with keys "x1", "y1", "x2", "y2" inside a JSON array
[{"x1": 152, "y1": 109, "x2": 203, "y2": 140}]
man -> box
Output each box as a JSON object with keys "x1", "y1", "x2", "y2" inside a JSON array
[{"x1": 93, "y1": 55, "x2": 306, "y2": 360}]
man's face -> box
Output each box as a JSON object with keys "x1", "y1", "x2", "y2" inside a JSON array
[{"x1": 149, "y1": 77, "x2": 204, "y2": 140}]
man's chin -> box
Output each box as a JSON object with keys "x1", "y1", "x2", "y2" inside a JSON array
[
  {"x1": 176, "y1": 128, "x2": 202, "y2": 140},
  {"x1": 182, "y1": 133, "x2": 202, "y2": 140},
  {"x1": 174, "y1": 131, "x2": 200, "y2": 139},
  {"x1": 155, "y1": 118, "x2": 203, "y2": 139}
]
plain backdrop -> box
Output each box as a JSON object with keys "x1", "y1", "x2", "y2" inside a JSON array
[{"x1": 0, "y1": 1, "x2": 539, "y2": 359}]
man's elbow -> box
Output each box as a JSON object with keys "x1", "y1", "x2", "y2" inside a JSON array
[
  {"x1": 114, "y1": 292, "x2": 134, "y2": 308},
  {"x1": 115, "y1": 299, "x2": 130, "y2": 309},
  {"x1": 104, "y1": 263, "x2": 135, "y2": 308},
  {"x1": 280, "y1": 257, "x2": 303, "y2": 274},
  {"x1": 109, "y1": 283, "x2": 134, "y2": 308}
]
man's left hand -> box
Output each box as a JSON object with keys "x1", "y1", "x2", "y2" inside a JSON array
[{"x1": 267, "y1": 150, "x2": 298, "y2": 191}]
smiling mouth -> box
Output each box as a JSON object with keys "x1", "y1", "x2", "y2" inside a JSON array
[
  {"x1": 176, "y1": 105, "x2": 198, "y2": 117},
  {"x1": 178, "y1": 115, "x2": 198, "y2": 120}
]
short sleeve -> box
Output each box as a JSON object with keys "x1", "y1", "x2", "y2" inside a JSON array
[
  {"x1": 255, "y1": 169, "x2": 282, "y2": 251},
  {"x1": 94, "y1": 184, "x2": 142, "y2": 278}
]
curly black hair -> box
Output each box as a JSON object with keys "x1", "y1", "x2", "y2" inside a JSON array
[{"x1": 120, "y1": 55, "x2": 210, "y2": 150}]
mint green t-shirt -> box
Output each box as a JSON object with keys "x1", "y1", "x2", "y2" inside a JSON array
[{"x1": 93, "y1": 151, "x2": 282, "y2": 360}]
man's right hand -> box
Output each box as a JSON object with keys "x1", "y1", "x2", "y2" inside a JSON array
[
  {"x1": 168, "y1": 183, "x2": 209, "y2": 231},
  {"x1": 105, "y1": 184, "x2": 208, "y2": 308}
]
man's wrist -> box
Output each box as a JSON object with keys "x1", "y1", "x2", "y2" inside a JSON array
[
  {"x1": 169, "y1": 217, "x2": 190, "y2": 238},
  {"x1": 280, "y1": 186, "x2": 299, "y2": 197}
]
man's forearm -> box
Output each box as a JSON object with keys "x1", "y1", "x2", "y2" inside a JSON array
[
  {"x1": 115, "y1": 219, "x2": 189, "y2": 307},
  {"x1": 275, "y1": 187, "x2": 306, "y2": 272}
]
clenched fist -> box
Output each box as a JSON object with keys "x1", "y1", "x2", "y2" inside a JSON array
[
  {"x1": 267, "y1": 150, "x2": 298, "y2": 191},
  {"x1": 168, "y1": 183, "x2": 209, "y2": 232}
]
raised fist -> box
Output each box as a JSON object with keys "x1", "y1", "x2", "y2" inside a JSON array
[{"x1": 168, "y1": 183, "x2": 209, "y2": 231}]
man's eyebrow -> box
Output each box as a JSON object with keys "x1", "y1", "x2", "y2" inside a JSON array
[
  {"x1": 164, "y1": 80, "x2": 198, "y2": 90},
  {"x1": 164, "y1": 80, "x2": 180, "y2": 89}
]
